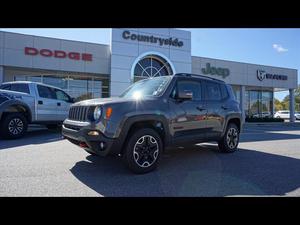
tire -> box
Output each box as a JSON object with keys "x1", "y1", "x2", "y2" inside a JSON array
[
  {"x1": 0, "y1": 113, "x2": 28, "y2": 139},
  {"x1": 218, "y1": 123, "x2": 240, "y2": 153},
  {"x1": 123, "y1": 128, "x2": 163, "y2": 174}
]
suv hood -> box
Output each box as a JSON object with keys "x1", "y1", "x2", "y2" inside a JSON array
[{"x1": 72, "y1": 97, "x2": 152, "y2": 106}]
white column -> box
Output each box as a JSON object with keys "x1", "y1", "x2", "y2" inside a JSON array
[
  {"x1": 240, "y1": 85, "x2": 246, "y2": 122},
  {"x1": 289, "y1": 89, "x2": 295, "y2": 122},
  {"x1": 272, "y1": 89, "x2": 275, "y2": 117},
  {"x1": 0, "y1": 66, "x2": 3, "y2": 84}
]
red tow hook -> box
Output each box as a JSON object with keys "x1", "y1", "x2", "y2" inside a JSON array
[{"x1": 79, "y1": 142, "x2": 88, "y2": 148}]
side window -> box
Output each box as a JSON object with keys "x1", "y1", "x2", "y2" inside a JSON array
[
  {"x1": 55, "y1": 89, "x2": 71, "y2": 102},
  {"x1": 0, "y1": 84, "x2": 11, "y2": 90},
  {"x1": 175, "y1": 80, "x2": 202, "y2": 101},
  {"x1": 205, "y1": 82, "x2": 222, "y2": 101},
  {"x1": 10, "y1": 83, "x2": 30, "y2": 94},
  {"x1": 37, "y1": 85, "x2": 56, "y2": 99}
]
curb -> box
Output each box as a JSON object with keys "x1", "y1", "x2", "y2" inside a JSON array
[{"x1": 245, "y1": 122, "x2": 300, "y2": 127}]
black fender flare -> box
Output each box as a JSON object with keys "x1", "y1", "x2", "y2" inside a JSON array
[
  {"x1": 111, "y1": 114, "x2": 171, "y2": 155},
  {"x1": 0, "y1": 99, "x2": 32, "y2": 123},
  {"x1": 221, "y1": 114, "x2": 242, "y2": 137}
]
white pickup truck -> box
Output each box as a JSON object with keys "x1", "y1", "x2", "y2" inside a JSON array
[{"x1": 0, "y1": 81, "x2": 74, "y2": 139}]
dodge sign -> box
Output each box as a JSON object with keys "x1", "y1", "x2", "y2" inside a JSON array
[{"x1": 24, "y1": 47, "x2": 93, "y2": 61}]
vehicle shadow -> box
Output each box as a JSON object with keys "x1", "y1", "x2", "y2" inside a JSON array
[
  {"x1": 70, "y1": 144, "x2": 300, "y2": 196},
  {"x1": 0, "y1": 128, "x2": 62, "y2": 150},
  {"x1": 241, "y1": 124, "x2": 300, "y2": 142}
]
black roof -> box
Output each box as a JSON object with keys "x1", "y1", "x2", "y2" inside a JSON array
[{"x1": 174, "y1": 73, "x2": 225, "y2": 83}]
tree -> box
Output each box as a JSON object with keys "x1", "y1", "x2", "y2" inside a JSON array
[
  {"x1": 295, "y1": 84, "x2": 300, "y2": 96},
  {"x1": 280, "y1": 84, "x2": 300, "y2": 111},
  {"x1": 295, "y1": 85, "x2": 300, "y2": 111},
  {"x1": 274, "y1": 98, "x2": 283, "y2": 111}
]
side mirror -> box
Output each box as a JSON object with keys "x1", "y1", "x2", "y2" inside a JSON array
[
  {"x1": 69, "y1": 97, "x2": 75, "y2": 103},
  {"x1": 177, "y1": 90, "x2": 193, "y2": 100}
]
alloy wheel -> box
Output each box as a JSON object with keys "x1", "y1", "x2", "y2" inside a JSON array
[
  {"x1": 8, "y1": 118, "x2": 24, "y2": 135},
  {"x1": 133, "y1": 135, "x2": 159, "y2": 168},
  {"x1": 226, "y1": 127, "x2": 238, "y2": 149}
]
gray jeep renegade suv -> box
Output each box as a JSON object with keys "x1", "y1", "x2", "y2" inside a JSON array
[{"x1": 62, "y1": 73, "x2": 242, "y2": 174}]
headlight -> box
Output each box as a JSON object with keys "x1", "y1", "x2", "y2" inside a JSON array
[{"x1": 93, "y1": 106, "x2": 102, "y2": 121}]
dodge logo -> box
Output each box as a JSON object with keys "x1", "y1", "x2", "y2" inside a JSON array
[{"x1": 257, "y1": 70, "x2": 266, "y2": 81}]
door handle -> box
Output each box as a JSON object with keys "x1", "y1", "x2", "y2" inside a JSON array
[
  {"x1": 57, "y1": 102, "x2": 61, "y2": 106},
  {"x1": 197, "y1": 106, "x2": 205, "y2": 111},
  {"x1": 221, "y1": 105, "x2": 228, "y2": 110},
  {"x1": 38, "y1": 100, "x2": 43, "y2": 105}
]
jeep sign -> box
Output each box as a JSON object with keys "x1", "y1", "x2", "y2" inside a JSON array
[
  {"x1": 24, "y1": 47, "x2": 93, "y2": 61},
  {"x1": 201, "y1": 63, "x2": 230, "y2": 78},
  {"x1": 122, "y1": 30, "x2": 184, "y2": 48}
]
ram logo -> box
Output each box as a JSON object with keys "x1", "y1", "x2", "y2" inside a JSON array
[{"x1": 257, "y1": 70, "x2": 266, "y2": 81}]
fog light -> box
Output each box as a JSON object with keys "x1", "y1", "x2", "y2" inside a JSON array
[
  {"x1": 79, "y1": 142, "x2": 88, "y2": 148},
  {"x1": 88, "y1": 131, "x2": 99, "y2": 136}
]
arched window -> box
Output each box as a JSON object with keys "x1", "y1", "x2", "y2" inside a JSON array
[{"x1": 133, "y1": 54, "x2": 173, "y2": 82}]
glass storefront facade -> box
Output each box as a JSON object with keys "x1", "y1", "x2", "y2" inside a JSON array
[
  {"x1": 246, "y1": 89, "x2": 273, "y2": 118},
  {"x1": 231, "y1": 85, "x2": 274, "y2": 119},
  {"x1": 14, "y1": 74, "x2": 110, "y2": 102}
]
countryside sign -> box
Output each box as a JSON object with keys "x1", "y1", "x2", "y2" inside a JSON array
[
  {"x1": 257, "y1": 70, "x2": 288, "y2": 81},
  {"x1": 122, "y1": 30, "x2": 184, "y2": 48},
  {"x1": 201, "y1": 63, "x2": 230, "y2": 78}
]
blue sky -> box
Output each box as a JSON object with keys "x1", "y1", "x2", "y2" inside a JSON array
[{"x1": 1, "y1": 28, "x2": 299, "y2": 101}]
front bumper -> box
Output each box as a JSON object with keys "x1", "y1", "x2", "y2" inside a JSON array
[{"x1": 62, "y1": 120, "x2": 117, "y2": 156}]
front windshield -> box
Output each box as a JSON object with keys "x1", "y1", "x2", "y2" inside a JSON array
[{"x1": 120, "y1": 76, "x2": 172, "y2": 99}]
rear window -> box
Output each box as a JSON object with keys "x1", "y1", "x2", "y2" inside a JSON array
[
  {"x1": 205, "y1": 82, "x2": 222, "y2": 101},
  {"x1": 10, "y1": 83, "x2": 30, "y2": 94}
]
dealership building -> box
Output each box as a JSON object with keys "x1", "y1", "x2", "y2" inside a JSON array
[{"x1": 0, "y1": 28, "x2": 298, "y2": 121}]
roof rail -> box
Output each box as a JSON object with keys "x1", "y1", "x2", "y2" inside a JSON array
[{"x1": 175, "y1": 73, "x2": 225, "y2": 82}]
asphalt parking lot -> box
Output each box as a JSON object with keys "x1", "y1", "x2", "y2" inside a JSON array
[{"x1": 1, "y1": 123, "x2": 300, "y2": 197}]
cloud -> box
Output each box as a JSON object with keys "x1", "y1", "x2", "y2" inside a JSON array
[{"x1": 273, "y1": 44, "x2": 288, "y2": 53}]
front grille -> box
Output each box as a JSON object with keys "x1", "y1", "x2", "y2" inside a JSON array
[{"x1": 68, "y1": 106, "x2": 89, "y2": 121}]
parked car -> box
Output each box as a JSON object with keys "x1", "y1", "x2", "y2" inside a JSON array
[
  {"x1": 274, "y1": 110, "x2": 291, "y2": 119},
  {"x1": 295, "y1": 112, "x2": 300, "y2": 120},
  {"x1": 0, "y1": 81, "x2": 74, "y2": 139},
  {"x1": 62, "y1": 73, "x2": 243, "y2": 174},
  {"x1": 252, "y1": 112, "x2": 272, "y2": 118}
]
